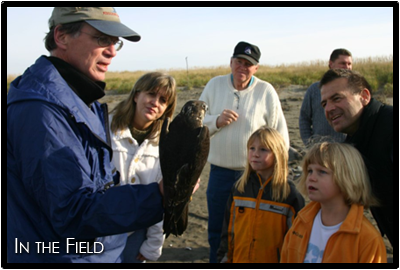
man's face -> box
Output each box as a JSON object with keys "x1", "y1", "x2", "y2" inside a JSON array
[
  {"x1": 230, "y1": 57, "x2": 259, "y2": 88},
  {"x1": 63, "y1": 24, "x2": 119, "y2": 81},
  {"x1": 320, "y1": 78, "x2": 369, "y2": 136},
  {"x1": 329, "y1": 55, "x2": 353, "y2": 70}
]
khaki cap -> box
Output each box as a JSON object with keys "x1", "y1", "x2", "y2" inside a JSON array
[{"x1": 49, "y1": 7, "x2": 140, "y2": 42}]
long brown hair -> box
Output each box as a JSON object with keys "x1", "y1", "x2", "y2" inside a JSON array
[
  {"x1": 110, "y1": 72, "x2": 177, "y2": 142},
  {"x1": 235, "y1": 126, "x2": 290, "y2": 202}
]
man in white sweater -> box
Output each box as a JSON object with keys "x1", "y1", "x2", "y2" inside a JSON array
[{"x1": 199, "y1": 41, "x2": 289, "y2": 263}]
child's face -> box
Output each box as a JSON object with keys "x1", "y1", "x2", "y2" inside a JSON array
[
  {"x1": 306, "y1": 163, "x2": 343, "y2": 204},
  {"x1": 248, "y1": 138, "x2": 275, "y2": 177}
]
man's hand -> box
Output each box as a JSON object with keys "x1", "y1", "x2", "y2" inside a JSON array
[{"x1": 216, "y1": 109, "x2": 239, "y2": 128}]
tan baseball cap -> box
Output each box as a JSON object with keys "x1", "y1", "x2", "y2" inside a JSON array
[{"x1": 49, "y1": 7, "x2": 141, "y2": 42}]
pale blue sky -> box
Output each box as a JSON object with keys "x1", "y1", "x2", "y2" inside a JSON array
[{"x1": 7, "y1": 6, "x2": 394, "y2": 75}]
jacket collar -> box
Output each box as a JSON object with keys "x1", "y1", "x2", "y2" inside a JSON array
[
  {"x1": 109, "y1": 114, "x2": 159, "y2": 145},
  {"x1": 345, "y1": 98, "x2": 382, "y2": 144},
  {"x1": 298, "y1": 201, "x2": 364, "y2": 233},
  {"x1": 7, "y1": 56, "x2": 108, "y2": 142},
  {"x1": 112, "y1": 127, "x2": 159, "y2": 144}
]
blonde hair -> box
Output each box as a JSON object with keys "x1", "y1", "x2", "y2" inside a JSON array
[
  {"x1": 298, "y1": 142, "x2": 378, "y2": 208},
  {"x1": 110, "y1": 72, "x2": 177, "y2": 141},
  {"x1": 235, "y1": 126, "x2": 290, "y2": 202}
]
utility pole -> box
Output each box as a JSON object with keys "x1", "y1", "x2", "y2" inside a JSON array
[{"x1": 186, "y1": 57, "x2": 190, "y2": 90}]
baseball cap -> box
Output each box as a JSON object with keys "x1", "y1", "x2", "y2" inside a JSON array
[
  {"x1": 48, "y1": 7, "x2": 141, "y2": 42},
  {"x1": 232, "y1": 41, "x2": 261, "y2": 65}
]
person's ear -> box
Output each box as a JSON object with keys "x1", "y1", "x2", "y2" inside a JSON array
[
  {"x1": 54, "y1": 25, "x2": 68, "y2": 50},
  {"x1": 360, "y1": 88, "x2": 371, "y2": 106}
]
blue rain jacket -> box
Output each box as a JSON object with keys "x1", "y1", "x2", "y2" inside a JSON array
[{"x1": 7, "y1": 56, "x2": 164, "y2": 263}]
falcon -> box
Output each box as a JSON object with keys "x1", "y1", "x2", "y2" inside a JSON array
[{"x1": 159, "y1": 100, "x2": 210, "y2": 237}]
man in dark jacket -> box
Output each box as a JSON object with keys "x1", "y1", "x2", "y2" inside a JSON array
[
  {"x1": 7, "y1": 7, "x2": 164, "y2": 263},
  {"x1": 320, "y1": 69, "x2": 393, "y2": 247}
]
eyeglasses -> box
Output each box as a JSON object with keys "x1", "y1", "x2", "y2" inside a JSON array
[{"x1": 79, "y1": 31, "x2": 123, "y2": 51}]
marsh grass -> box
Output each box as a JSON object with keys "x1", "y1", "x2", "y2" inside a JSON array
[{"x1": 7, "y1": 56, "x2": 393, "y2": 96}]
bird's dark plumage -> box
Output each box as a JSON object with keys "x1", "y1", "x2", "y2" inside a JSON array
[{"x1": 159, "y1": 100, "x2": 210, "y2": 238}]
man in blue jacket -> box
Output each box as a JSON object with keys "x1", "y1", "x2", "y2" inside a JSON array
[{"x1": 7, "y1": 7, "x2": 164, "y2": 263}]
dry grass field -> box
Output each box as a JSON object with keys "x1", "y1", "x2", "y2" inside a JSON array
[{"x1": 101, "y1": 55, "x2": 393, "y2": 94}]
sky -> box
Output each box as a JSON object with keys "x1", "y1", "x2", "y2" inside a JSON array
[{"x1": 6, "y1": 6, "x2": 394, "y2": 75}]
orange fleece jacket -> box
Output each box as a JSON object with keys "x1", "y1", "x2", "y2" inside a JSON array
[{"x1": 280, "y1": 201, "x2": 387, "y2": 263}]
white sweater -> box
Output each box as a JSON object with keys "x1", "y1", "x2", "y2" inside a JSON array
[
  {"x1": 199, "y1": 74, "x2": 289, "y2": 170},
  {"x1": 109, "y1": 115, "x2": 164, "y2": 262}
]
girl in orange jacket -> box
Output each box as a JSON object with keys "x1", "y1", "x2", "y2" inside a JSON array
[
  {"x1": 217, "y1": 126, "x2": 305, "y2": 263},
  {"x1": 280, "y1": 142, "x2": 387, "y2": 263}
]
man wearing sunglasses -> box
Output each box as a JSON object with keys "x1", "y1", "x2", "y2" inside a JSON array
[{"x1": 7, "y1": 7, "x2": 164, "y2": 263}]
